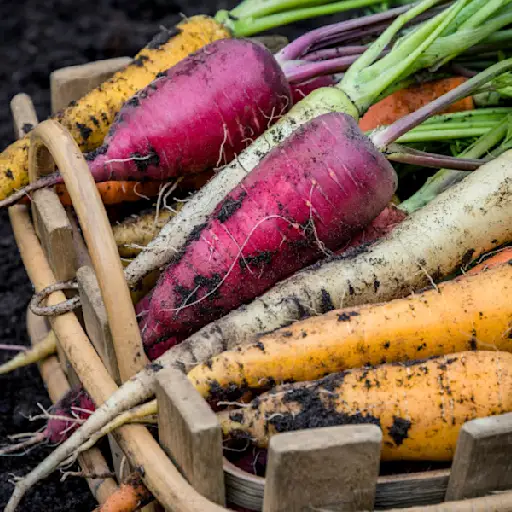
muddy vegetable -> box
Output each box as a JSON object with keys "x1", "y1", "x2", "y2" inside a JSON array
[
  {"x1": 218, "y1": 351, "x2": 512, "y2": 460},
  {"x1": 137, "y1": 112, "x2": 397, "y2": 359},
  {"x1": 189, "y1": 259, "x2": 512, "y2": 396}
]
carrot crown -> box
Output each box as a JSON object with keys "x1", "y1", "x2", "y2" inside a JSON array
[{"x1": 338, "y1": 0, "x2": 512, "y2": 114}]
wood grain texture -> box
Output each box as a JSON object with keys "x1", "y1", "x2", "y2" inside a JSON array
[
  {"x1": 10, "y1": 93, "x2": 38, "y2": 139},
  {"x1": 383, "y1": 490, "x2": 512, "y2": 512},
  {"x1": 225, "y1": 463, "x2": 451, "y2": 511},
  {"x1": 30, "y1": 188, "x2": 78, "y2": 281},
  {"x1": 263, "y1": 425, "x2": 381, "y2": 512},
  {"x1": 155, "y1": 368, "x2": 225, "y2": 506},
  {"x1": 445, "y1": 413, "x2": 512, "y2": 501},
  {"x1": 11, "y1": 93, "x2": 78, "y2": 381},
  {"x1": 375, "y1": 470, "x2": 450, "y2": 509},
  {"x1": 50, "y1": 57, "x2": 131, "y2": 114},
  {"x1": 28, "y1": 120, "x2": 147, "y2": 380},
  {"x1": 77, "y1": 265, "x2": 120, "y2": 384}
]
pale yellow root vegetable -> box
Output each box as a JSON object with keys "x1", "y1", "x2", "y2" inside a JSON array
[
  {"x1": 113, "y1": 206, "x2": 180, "y2": 258},
  {"x1": 0, "y1": 331, "x2": 57, "y2": 375}
]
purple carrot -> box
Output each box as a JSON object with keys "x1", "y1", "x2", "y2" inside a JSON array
[
  {"x1": 136, "y1": 113, "x2": 397, "y2": 359},
  {"x1": 0, "y1": 388, "x2": 94, "y2": 455}
]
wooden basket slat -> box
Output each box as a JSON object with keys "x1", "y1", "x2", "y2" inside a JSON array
[
  {"x1": 10, "y1": 92, "x2": 118, "y2": 507},
  {"x1": 49, "y1": 58, "x2": 148, "y2": 492}
]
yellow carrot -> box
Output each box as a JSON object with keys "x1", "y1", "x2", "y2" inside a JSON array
[
  {"x1": 188, "y1": 257, "x2": 512, "y2": 398},
  {"x1": 218, "y1": 351, "x2": 512, "y2": 461},
  {"x1": 0, "y1": 16, "x2": 230, "y2": 201}
]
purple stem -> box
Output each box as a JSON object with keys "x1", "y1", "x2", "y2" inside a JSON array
[
  {"x1": 306, "y1": 22, "x2": 392, "y2": 55},
  {"x1": 308, "y1": 4, "x2": 447, "y2": 54},
  {"x1": 284, "y1": 55, "x2": 361, "y2": 83},
  {"x1": 450, "y1": 63, "x2": 478, "y2": 78},
  {"x1": 302, "y1": 45, "x2": 368, "y2": 62},
  {"x1": 276, "y1": 3, "x2": 412, "y2": 62},
  {"x1": 0, "y1": 344, "x2": 28, "y2": 352},
  {"x1": 385, "y1": 144, "x2": 487, "y2": 170},
  {"x1": 0, "y1": 171, "x2": 63, "y2": 209},
  {"x1": 372, "y1": 58, "x2": 512, "y2": 149}
]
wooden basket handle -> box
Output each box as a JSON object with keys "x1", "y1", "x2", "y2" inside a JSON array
[{"x1": 28, "y1": 119, "x2": 148, "y2": 381}]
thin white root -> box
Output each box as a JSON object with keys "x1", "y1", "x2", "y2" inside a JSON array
[
  {"x1": 0, "y1": 331, "x2": 57, "y2": 375},
  {"x1": 59, "y1": 470, "x2": 116, "y2": 482},
  {"x1": 5, "y1": 368, "x2": 155, "y2": 512},
  {"x1": 62, "y1": 399, "x2": 158, "y2": 466},
  {"x1": 0, "y1": 433, "x2": 45, "y2": 456},
  {"x1": 155, "y1": 179, "x2": 181, "y2": 226}
]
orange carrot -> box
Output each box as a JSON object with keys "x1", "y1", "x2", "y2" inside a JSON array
[
  {"x1": 55, "y1": 182, "x2": 163, "y2": 206},
  {"x1": 466, "y1": 246, "x2": 512, "y2": 275},
  {"x1": 359, "y1": 77, "x2": 474, "y2": 131},
  {"x1": 93, "y1": 472, "x2": 152, "y2": 512},
  {"x1": 18, "y1": 169, "x2": 214, "y2": 207}
]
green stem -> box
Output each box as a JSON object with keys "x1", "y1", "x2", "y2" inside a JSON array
[
  {"x1": 395, "y1": 127, "x2": 498, "y2": 142},
  {"x1": 343, "y1": 0, "x2": 512, "y2": 113},
  {"x1": 229, "y1": 0, "x2": 330, "y2": 20},
  {"x1": 341, "y1": 0, "x2": 467, "y2": 113},
  {"x1": 418, "y1": 107, "x2": 512, "y2": 123},
  {"x1": 226, "y1": 0, "x2": 408, "y2": 36},
  {"x1": 482, "y1": 29, "x2": 512, "y2": 44},
  {"x1": 399, "y1": 115, "x2": 510, "y2": 213}
]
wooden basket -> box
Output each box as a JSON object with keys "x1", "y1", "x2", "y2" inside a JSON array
[{"x1": 7, "y1": 57, "x2": 512, "y2": 512}]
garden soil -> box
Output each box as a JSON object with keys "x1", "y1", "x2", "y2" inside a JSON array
[{"x1": 0, "y1": 1, "x2": 349, "y2": 509}]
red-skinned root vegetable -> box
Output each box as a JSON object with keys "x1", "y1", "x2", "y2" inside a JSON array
[
  {"x1": 137, "y1": 112, "x2": 397, "y2": 359},
  {"x1": 124, "y1": 0, "x2": 512, "y2": 288},
  {"x1": 217, "y1": 351, "x2": 512, "y2": 460},
  {"x1": 0, "y1": 38, "x2": 293, "y2": 206},
  {"x1": 336, "y1": 204, "x2": 407, "y2": 254},
  {"x1": 86, "y1": 39, "x2": 292, "y2": 182},
  {"x1": 290, "y1": 74, "x2": 339, "y2": 104},
  {"x1": 0, "y1": 387, "x2": 94, "y2": 456}
]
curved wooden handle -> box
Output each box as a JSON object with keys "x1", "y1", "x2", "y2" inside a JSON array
[{"x1": 28, "y1": 119, "x2": 148, "y2": 381}]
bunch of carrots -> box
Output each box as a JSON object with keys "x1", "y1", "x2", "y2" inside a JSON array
[{"x1": 2, "y1": 0, "x2": 512, "y2": 510}]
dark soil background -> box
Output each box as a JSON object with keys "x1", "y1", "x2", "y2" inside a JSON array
[{"x1": 0, "y1": 1, "x2": 355, "y2": 510}]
